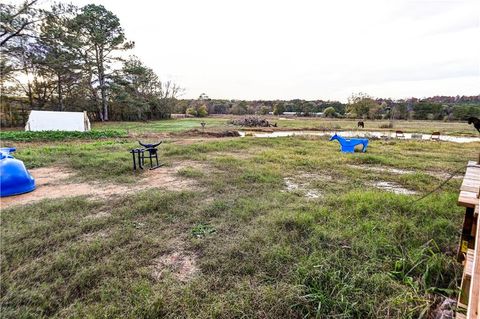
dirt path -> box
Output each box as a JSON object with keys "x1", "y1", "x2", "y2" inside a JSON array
[{"x1": 1, "y1": 162, "x2": 203, "y2": 209}]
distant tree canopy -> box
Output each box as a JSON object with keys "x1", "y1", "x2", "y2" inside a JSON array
[
  {"x1": 411, "y1": 102, "x2": 444, "y2": 120},
  {"x1": 172, "y1": 95, "x2": 480, "y2": 122},
  {"x1": 346, "y1": 93, "x2": 379, "y2": 119},
  {"x1": 1, "y1": 1, "x2": 182, "y2": 125}
]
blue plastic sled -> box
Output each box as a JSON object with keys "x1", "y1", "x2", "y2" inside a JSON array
[
  {"x1": 0, "y1": 147, "x2": 36, "y2": 197},
  {"x1": 330, "y1": 134, "x2": 368, "y2": 153}
]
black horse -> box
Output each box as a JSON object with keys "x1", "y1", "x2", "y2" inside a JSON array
[
  {"x1": 357, "y1": 121, "x2": 365, "y2": 128},
  {"x1": 467, "y1": 117, "x2": 480, "y2": 133}
]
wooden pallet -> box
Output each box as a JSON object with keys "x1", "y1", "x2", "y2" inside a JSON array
[{"x1": 456, "y1": 160, "x2": 480, "y2": 319}]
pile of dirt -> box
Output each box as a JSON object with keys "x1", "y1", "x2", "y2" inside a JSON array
[
  {"x1": 229, "y1": 116, "x2": 277, "y2": 127},
  {"x1": 182, "y1": 129, "x2": 241, "y2": 137}
]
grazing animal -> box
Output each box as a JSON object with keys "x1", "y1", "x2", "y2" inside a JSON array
[
  {"x1": 329, "y1": 133, "x2": 368, "y2": 153},
  {"x1": 357, "y1": 121, "x2": 365, "y2": 128},
  {"x1": 467, "y1": 117, "x2": 480, "y2": 133}
]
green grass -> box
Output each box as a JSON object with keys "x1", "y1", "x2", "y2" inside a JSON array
[
  {"x1": 1, "y1": 118, "x2": 479, "y2": 318},
  {"x1": 0, "y1": 130, "x2": 128, "y2": 142},
  {"x1": 93, "y1": 118, "x2": 228, "y2": 133}
]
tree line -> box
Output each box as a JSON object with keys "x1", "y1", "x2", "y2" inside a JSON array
[
  {"x1": 176, "y1": 93, "x2": 480, "y2": 121},
  {"x1": 1, "y1": 0, "x2": 182, "y2": 126}
]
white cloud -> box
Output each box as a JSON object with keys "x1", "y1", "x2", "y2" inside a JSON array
[{"x1": 35, "y1": 0, "x2": 480, "y2": 101}]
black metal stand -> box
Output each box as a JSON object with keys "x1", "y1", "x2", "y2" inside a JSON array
[
  {"x1": 131, "y1": 141, "x2": 163, "y2": 171},
  {"x1": 141, "y1": 147, "x2": 162, "y2": 170}
]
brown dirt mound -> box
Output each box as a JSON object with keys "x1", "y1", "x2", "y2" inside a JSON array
[{"x1": 181, "y1": 129, "x2": 241, "y2": 137}]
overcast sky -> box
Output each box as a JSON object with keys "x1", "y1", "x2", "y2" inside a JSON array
[{"x1": 44, "y1": 0, "x2": 480, "y2": 101}]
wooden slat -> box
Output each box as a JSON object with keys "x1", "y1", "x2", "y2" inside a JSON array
[
  {"x1": 460, "y1": 179, "x2": 480, "y2": 191},
  {"x1": 466, "y1": 249, "x2": 475, "y2": 277},
  {"x1": 467, "y1": 161, "x2": 480, "y2": 168},
  {"x1": 465, "y1": 170, "x2": 480, "y2": 176},
  {"x1": 460, "y1": 274, "x2": 472, "y2": 307},
  {"x1": 464, "y1": 179, "x2": 480, "y2": 186},
  {"x1": 459, "y1": 192, "x2": 480, "y2": 208},
  {"x1": 457, "y1": 161, "x2": 480, "y2": 319},
  {"x1": 467, "y1": 209, "x2": 480, "y2": 319},
  {"x1": 458, "y1": 208, "x2": 476, "y2": 261}
]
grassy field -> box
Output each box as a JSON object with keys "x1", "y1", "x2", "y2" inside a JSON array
[
  {"x1": 2, "y1": 117, "x2": 477, "y2": 138},
  {"x1": 1, "y1": 118, "x2": 479, "y2": 318},
  {"x1": 92, "y1": 117, "x2": 478, "y2": 136}
]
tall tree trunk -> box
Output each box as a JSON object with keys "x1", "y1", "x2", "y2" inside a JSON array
[
  {"x1": 57, "y1": 73, "x2": 63, "y2": 111},
  {"x1": 26, "y1": 81, "x2": 33, "y2": 108},
  {"x1": 96, "y1": 47, "x2": 108, "y2": 121},
  {"x1": 101, "y1": 82, "x2": 108, "y2": 120},
  {"x1": 83, "y1": 53, "x2": 102, "y2": 120}
]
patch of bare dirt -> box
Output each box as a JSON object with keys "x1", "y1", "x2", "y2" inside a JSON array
[
  {"x1": 210, "y1": 151, "x2": 254, "y2": 160},
  {"x1": 1, "y1": 161, "x2": 205, "y2": 209},
  {"x1": 84, "y1": 210, "x2": 111, "y2": 220},
  {"x1": 427, "y1": 171, "x2": 463, "y2": 180},
  {"x1": 79, "y1": 230, "x2": 110, "y2": 243},
  {"x1": 283, "y1": 173, "x2": 331, "y2": 199},
  {"x1": 348, "y1": 165, "x2": 462, "y2": 180},
  {"x1": 170, "y1": 138, "x2": 207, "y2": 145},
  {"x1": 298, "y1": 172, "x2": 333, "y2": 181},
  {"x1": 348, "y1": 164, "x2": 413, "y2": 175},
  {"x1": 370, "y1": 181, "x2": 417, "y2": 195},
  {"x1": 151, "y1": 250, "x2": 198, "y2": 282},
  {"x1": 128, "y1": 132, "x2": 169, "y2": 140}
]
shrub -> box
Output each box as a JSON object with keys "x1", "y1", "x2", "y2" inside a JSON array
[
  {"x1": 197, "y1": 105, "x2": 208, "y2": 117},
  {"x1": 186, "y1": 107, "x2": 197, "y2": 116},
  {"x1": 324, "y1": 107, "x2": 336, "y2": 118}
]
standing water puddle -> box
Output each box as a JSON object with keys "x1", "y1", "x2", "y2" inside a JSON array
[{"x1": 239, "y1": 131, "x2": 480, "y2": 143}]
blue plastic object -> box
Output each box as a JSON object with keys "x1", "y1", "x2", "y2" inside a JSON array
[
  {"x1": 330, "y1": 134, "x2": 369, "y2": 153},
  {"x1": 0, "y1": 147, "x2": 36, "y2": 197}
]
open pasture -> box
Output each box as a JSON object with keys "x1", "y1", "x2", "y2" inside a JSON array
[
  {"x1": 1, "y1": 118, "x2": 479, "y2": 318},
  {"x1": 91, "y1": 117, "x2": 479, "y2": 136}
]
